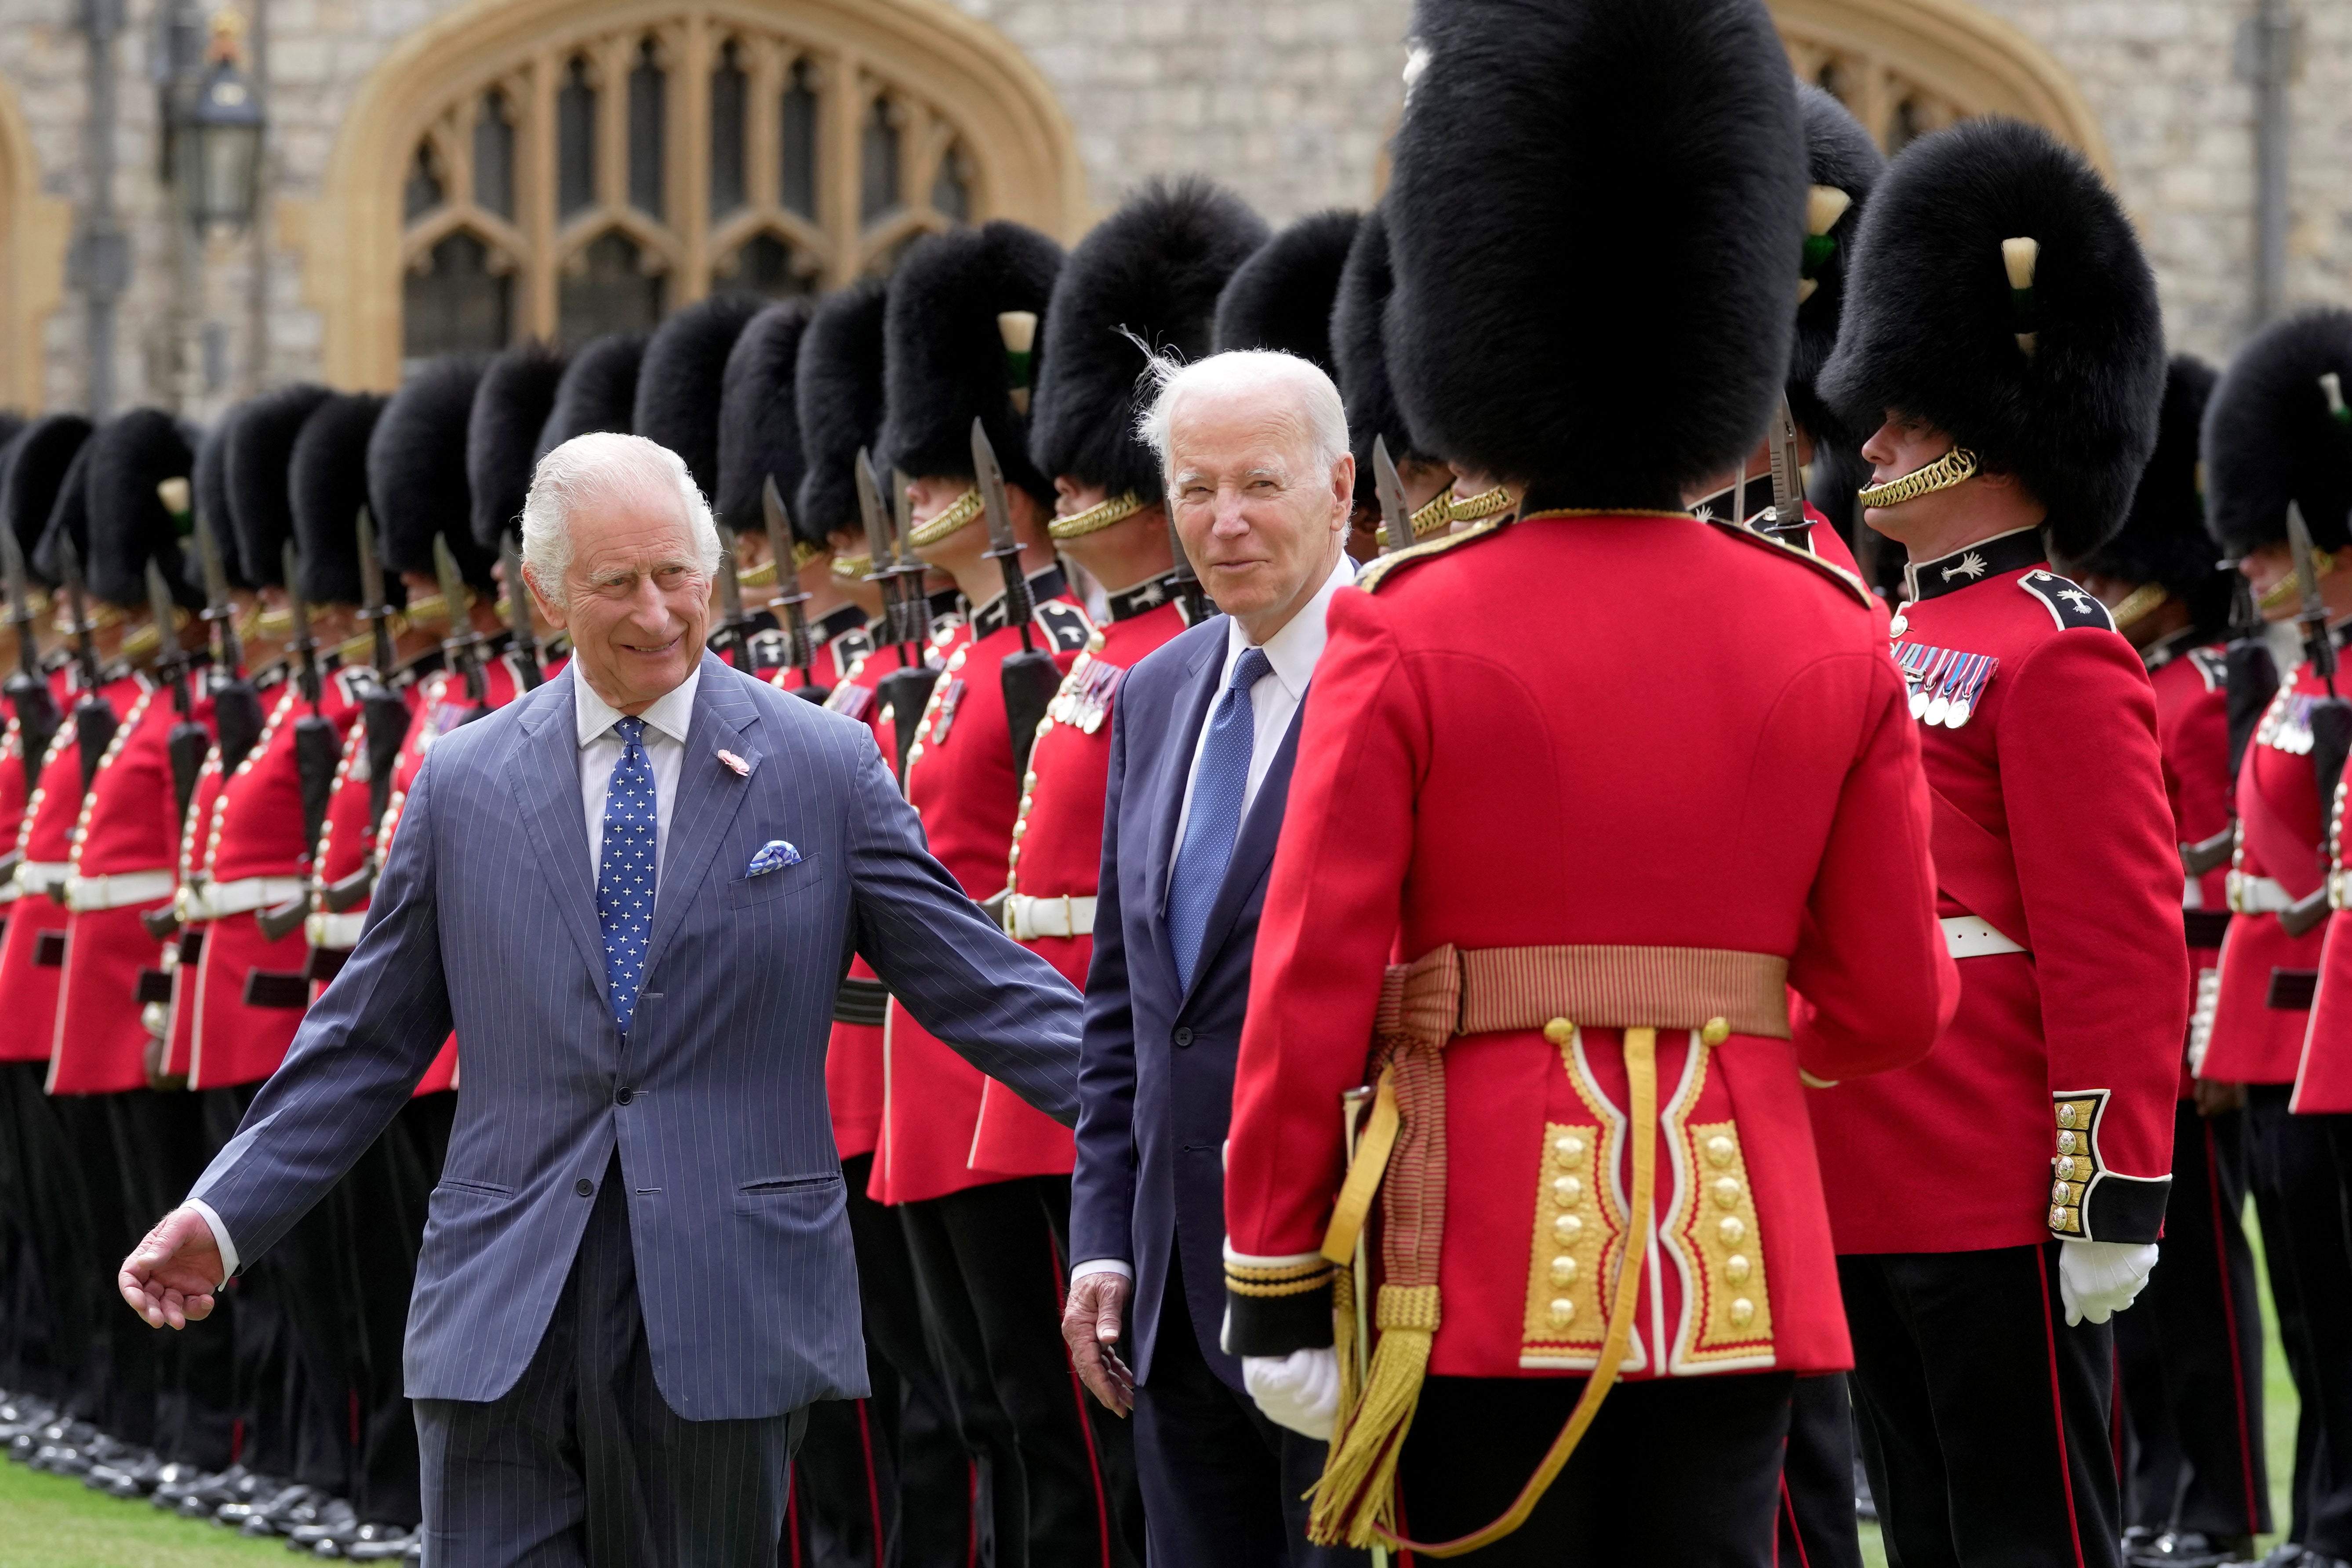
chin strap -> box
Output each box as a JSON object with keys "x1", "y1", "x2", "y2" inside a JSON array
[{"x1": 1858, "y1": 447, "x2": 1979, "y2": 509}]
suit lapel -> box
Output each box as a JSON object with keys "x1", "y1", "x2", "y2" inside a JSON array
[
  {"x1": 1177, "y1": 699, "x2": 1305, "y2": 1012},
  {"x1": 506, "y1": 666, "x2": 607, "y2": 1000},
  {"x1": 1145, "y1": 632, "x2": 1226, "y2": 975},
  {"x1": 640, "y1": 654, "x2": 762, "y2": 982}
]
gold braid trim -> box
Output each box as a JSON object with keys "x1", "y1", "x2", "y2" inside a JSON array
[
  {"x1": 831, "y1": 552, "x2": 874, "y2": 580},
  {"x1": 1048, "y1": 491, "x2": 1147, "y2": 540},
  {"x1": 1356, "y1": 519, "x2": 1504, "y2": 594},
  {"x1": 2108, "y1": 581, "x2": 2171, "y2": 630},
  {"x1": 908, "y1": 487, "x2": 985, "y2": 548},
  {"x1": 1447, "y1": 484, "x2": 1514, "y2": 523},
  {"x1": 1374, "y1": 490, "x2": 1455, "y2": 549},
  {"x1": 1857, "y1": 446, "x2": 1978, "y2": 509},
  {"x1": 2260, "y1": 548, "x2": 2334, "y2": 613}
]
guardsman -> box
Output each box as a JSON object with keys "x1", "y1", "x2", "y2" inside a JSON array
[
  {"x1": 1684, "y1": 85, "x2": 1882, "y2": 589},
  {"x1": 2201, "y1": 307, "x2": 2352, "y2": 1568},
  {"x1": 1804, "y1": 116, "x2": 2181, "y2": 1568},
  {"x1": 873, "y1": 219, "x2": 1127, "y2": 1568},
  {"x1": 2065, "y1": 353, "x2": 2272, "y2": 1568},
  {"x1": 1218, "y1": 3, "x2": 1953, "y2": 1560},
  {"x1": 1332, "y1": 208, "x2": 1453, "y2": 558}
]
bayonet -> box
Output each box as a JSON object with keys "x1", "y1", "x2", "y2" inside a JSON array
[
  {"x1": 860, "y1": 451, "x2": 938, "y2": 778},
  {"x1": 193, "y1": 512, "x2": 264, "y2": 773},
  {"x1": 2288, "y1": 500, "x2": 2337, "y2": 695},
  {"x1": 147, "y1": 560, "x2": 209, "y2": 826},
  {"x1": 433, "y1": 533, "x2": 487, "y2": 708},
  {"x1": 280, "y1": 542, "x2": 324, "y2": 713},
  {"x1": 891, "y1": 466, "x2": 931, "y2": 642},
  {"x1": 762, "y1": 475, "x2": 827, "y2": 701},
  {"x1": 972, "y1": 418, "x2": 1061, "y2": 777},
  {"x1": 54, "y1": 536, "x2": 116, "y2": 794},
  {"x1": 1372, "y1": 435, "x2": 1412, "y2": 555},
  {"x1": 853, "y1": 450, "x2": 911, "y2": 658},
  {"x1": 355, "y1": 506, "x2": 396, "y2": 677},
  {"x1": 278, "y1": 542, "x2": 341, "y2": 902},
  {"x1": 193, "y1": 509, "x2": 245, "y2": 676},
  {"x1": 1, "y1": 524, "x2": 59, "y2": 797},
  {"x1": 711, "y1": 523, "x2": 751, "y2": 669},
  {"x1": 1754, "y1": 398, "x2": 1814, "y2": 552},
  {"x1": 500, "y1": 532, "x2": 544, "y2": 690}
]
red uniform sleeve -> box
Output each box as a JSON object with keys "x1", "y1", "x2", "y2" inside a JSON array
[
  {"x1": 2002, "y1": 632, "x2": 2186, "y2": 1242},
  {"x1": 1788, "y1": 650, "x2": 1959, "y2": 1081}
]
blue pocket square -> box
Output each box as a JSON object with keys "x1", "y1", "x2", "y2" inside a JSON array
[{"x1": 746, "y1": 840, "x2": 801, "y2": 877}]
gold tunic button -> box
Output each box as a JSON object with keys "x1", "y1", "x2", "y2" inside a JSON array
[
  {"x1": 1548, "y1": 1298, "x2": 1576, "y2": 1328},
  {"x1": 1712, "y1": 1177, "x2": 1742, "y2": 1210},
  {"x1": 1549, "y1": 1255, "x2": 1577, "y2": 1286},
  {"x1": 1542, "y1": 1018, "x2": 1574, "y2": 1046},
  {"x1": 1725, "y1": 1253, "x2": 1751, "y2": 1284},
  {"x1": 1705, "y1": 1135, "x2": 1735, "y2": 1169},
  {"x1": 1701, "y1": 1017, "x2": 1730, "y2": 1046},
  {"x1": 1552, "y1": 1175, "x2": 1583, "y2": 1205},
  {"x1": 1553, "y1": 1134, "x2": 1585, "y2": 1165},
  {"x1": 1729, "y1": 1298, "x2": 1756, "y2": 1328},
  {"x1": 1718, "y1": 1216, "x2": 1746, "y2": 1246},
  {"x1": 1552, "y1": 1213, "x2": 1582, "y2": 1242}
]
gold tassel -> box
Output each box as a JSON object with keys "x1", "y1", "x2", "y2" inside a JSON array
[
  {"x1": 1307, "y1": 1283, "x2": 1440, "y2": 1546},
  {"x1": 1331, "y1": 1267, "x2": 1361, "y2": 1431}
]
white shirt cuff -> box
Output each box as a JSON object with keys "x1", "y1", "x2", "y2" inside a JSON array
[
  {"x1": 1071, "y1": 1258, "x2": 1133, "y2": 1284},
  {"x1": 186, "y1": 1199, "x2": 239, "y2": 1284}
]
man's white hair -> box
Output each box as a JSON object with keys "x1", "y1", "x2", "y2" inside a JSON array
[
  {"x1": 1134, "y1": 349, "x2": 1351, "y2": 482},
  {"x1": 520, "y1": 432, "x2": 723, "y2": 591}
]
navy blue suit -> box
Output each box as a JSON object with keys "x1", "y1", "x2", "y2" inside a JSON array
[
  {"x1": 1070, "y1": 618, "x2": 1358, "y2": 1567},
  {"x1": 188, "y1": 656, "x2": 1082, "y2": 1562}
]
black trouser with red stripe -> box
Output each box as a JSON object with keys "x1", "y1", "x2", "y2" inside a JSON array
[
  {"x1": 2245, "y1": 1086, "x2": 2352, "y2": 1557},
  {"x1": 1842, "y1": 1244, "x2": 2119, "y2": 1568},
  {"x1": 897, "y1": 1175, "x2": 1140, "y2": 1568},
  {"x1": 2115, "y1": 1099, "x2": 2268, "y2": 1543},
  {"x1": 1775, "y1": 1374, "x2": 1865, "y2": 1568}
]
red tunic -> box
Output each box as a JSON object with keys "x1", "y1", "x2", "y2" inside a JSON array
[
  {"x1": 2295, "y1": 663, "x2": 2352, "y2": 1112},
  {"x1": 765, "y1": 605, "x2": 874, "y2": 701},
  {"x1": 1223, "y1": 513, "x2": 1953, "y2": 1380},
  {"x1": 872, "y1": 577, "x2": 1091, "y2": 1205},
  {"x1": 971, "y1": 585, "x2": 1192, "y2": 1175},
  {"x1": 1812, "y1": 531, "x2": 2185, "y2": 1254},
  {"x1": 2144, "y1": 641, "x2": 2232, "y2": 1096},
  {"x1": 51, "y1": 684, "x2": 203, "y2": 1094},
  {"x1": 2200, "y1": 660, "x2": 2329, "y2": 1087}
]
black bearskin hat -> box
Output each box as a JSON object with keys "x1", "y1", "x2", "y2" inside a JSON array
[
  {"x1": 537, "y1": 333, "x2": 645, "y2": 461},
  {"x1": 225, "y1": 382, "x2": 333, "y2": 587},
  {"x1": 0, "y1": 414, "x2": 24, "y2": 470},
  {"x1": 369, "y1": 355, "x2": 493, "y2": 588},
  {"x1": 1387, "y1": 0, "x2": 1804, "y2": 509},
  {"x1": 188, "y1": 410, "x2": 252, "y2": 596},
  {"x1": 2079, "y1": 356, "x2": 2226, "y2": 629},
  {"x1": 794, "y1": 280, "x2": 889, "y2": 542},
  {"x1": 468, "y1": 342, "x2": 567, "y2": 550},
  {"x1": 82, "y1": 409, "x2": 197, "y2": 610},
  {"x1": 1332, "y1": 206, "x2": 1429, "y2": 509},
  {"x1": 716, "y1": 299, "x2": 817, "y2": 542},
  {"x1": 32, "y1": 438, "x2": 96, "y2": 589},
  {"x1": 1, "y1": 415, "x2": 91, "y2": 587},
  {"x1": 2202, "y1": 309, "x2": 2352, "y2": 559},
  {"x1": 1789, "y1": 86, "x2": 1883, "y2": 449},
  {"x1": 292, "y1": 393, "x2": 390, "y2": 607},
  {"x1": 1032, "y1": 178, "x2": 1268, "y2": 504},
  {"x1": 1211, "y1": 210, "x2": 1355, "y2": 371},
  {"x1": 878, "y1": 221, "x2": 1064, "y2": 504},
  {"x1": 1821, "y1": 117, "x2": 2165, "y2": 560},
  {"x1": 635, "y1": 295, "x2": 762, "y2": 503}
]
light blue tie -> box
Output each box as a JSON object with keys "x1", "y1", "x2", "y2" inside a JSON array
[
  {"x1": 597, "y1": 716, "x2": 658, "y2": 1033},
  {"x1": 1168, "y1": 647, "x2": 1271, "y2": 991}
]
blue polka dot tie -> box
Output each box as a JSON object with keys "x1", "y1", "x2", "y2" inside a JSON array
[
  {"x1": 1168, "y1": 646, "x2": 1271, "y2": 992},
  {"x1": 597, "y1": 716, "x2": 657, "y2": 1033}
]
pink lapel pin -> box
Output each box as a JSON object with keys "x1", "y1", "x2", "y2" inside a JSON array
[{"x1": 717, "y1": 748, "x2": 751, "y2": 778}]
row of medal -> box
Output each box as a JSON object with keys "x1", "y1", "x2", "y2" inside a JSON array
[
  {"x1": 2257, "y1": 688, "x2": 2324, "y2": 757},
  {"x1": 1894, "y1": 640, "x2": 1999, "y2": 729},
  {"x1": 1049, "y1": 651, "x2": 1127, "y2": 736}
]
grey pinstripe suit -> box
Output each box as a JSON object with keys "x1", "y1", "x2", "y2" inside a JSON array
[{"x1": 186, "y1": 654, "x2": 1082, "y2": 1552}]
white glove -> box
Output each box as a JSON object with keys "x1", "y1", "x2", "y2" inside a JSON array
[
  {"x1": 2058, "y1": 1239, "x2": 2158, "y2": 1326},
  {"x1": 1242, "y1": 1347, "x2": 1340, "y2": 1441}
]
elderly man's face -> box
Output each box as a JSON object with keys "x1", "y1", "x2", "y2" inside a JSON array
[
  {"x1": 1167, "y1": 383, "x2": 1349, "y2": 640},
  {"x1": 528, "y1": 483, "x2": 712, "y2": 713}
]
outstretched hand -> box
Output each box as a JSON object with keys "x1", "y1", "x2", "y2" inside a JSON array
[
  {"x1": 119, "y1": 1206, "x2": 225, "y2": 1330},
  {"x1": 1061, "y1": 1270, "x2": 1136, "y2": 1417}
]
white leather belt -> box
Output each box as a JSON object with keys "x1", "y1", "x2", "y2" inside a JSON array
[
  {"x1": 1942, "y1": 915, "x2": 2025, "y2": 958},
  {"x1": 182, "y1": 876, "x2": 307, "y2": 921},
  {"x1": 305, "y1": 910, "x2": 365, "y2": 949},
  {"x1": 1003, "y1": 892, "x2": 1098, "y2": 941},
  {"x1": 2228, "y1": 872, "x2": 2294, "y2": 916},
  {"x1": 65, "y1": 869, "x2": 176, "y2": 912},
  {"x1": 11, "y1": 860, "x2": 70, "y2": 902}
]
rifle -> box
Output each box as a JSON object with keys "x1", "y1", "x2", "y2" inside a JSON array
[
  {"x1": 353, "y1": 506, "x2": 411, "y2": 848},
  {"x1": 763, "y1": 475, "x2": 829, "y2": 702},
  {"x1": 710, "y1": 523, "x2": 755, "y2": 671},
  {"x1": 891, "y1": 466, "x2": 934, "y2": 643},
  {"x1": 54, "y1": 536, "x2": 117, "y2": 793},
  {"x1": 971, "y1": 418, "x2": 1061, "y2": 779},
  {"x1": 1372, "y1": 436, "x2": 1412, "y2": 557},
  {"x1": 862, "y1": 452, "x2": 938, "y2": 777},
  {"x1": 500, "y1": 532, "x2": 545, "y2": 692},
  {"x1": 279, "y1": 541, "x2": 341, "y2": 876},
  {"x1": 433, "y1": 534, "x2": 489, "y2": 718},
  {"x1": 194, "y1": 506, "x2": 266, "y2": 772},
  {"x1": 1, "y1": 522, "x2": 60, "y2": 798},
  {"x1": 2281, "y1": 499, "x2": 2349, "y2": 936},
  {"x1": 1754, "y1": 398, "x2": 1815, "y2": 551},
  {"x1": 145, "y1": 560, "x2": 210, "y2": 825}
]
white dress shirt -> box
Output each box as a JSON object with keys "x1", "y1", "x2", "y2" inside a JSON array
[
  {"x1": 192, "y1": 664, "x2": 704, "y2": 1283},
  {"x1": 1076, "y1": 549, "x2": 1356, "y2": 1287}
]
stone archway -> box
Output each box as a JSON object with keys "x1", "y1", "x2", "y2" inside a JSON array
[{"x1": 0, "y1": 84, "x2": 71, "y2": 410}]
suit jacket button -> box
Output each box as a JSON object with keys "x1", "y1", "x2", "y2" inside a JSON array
[
  {"x1": 575, "y1": 1179, "x2": 596, "y2": 1197},
  {"x1": 614, "y1": 1088, "x2": 634, "y2": 1106},
  {"x1": 1173, "y1": 1026, "x2": 1193, "y2": 1048}
]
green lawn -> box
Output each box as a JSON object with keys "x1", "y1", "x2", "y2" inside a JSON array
[{"x1": 0, "y1": 1214, "x2": 2308, "y2": 1566}]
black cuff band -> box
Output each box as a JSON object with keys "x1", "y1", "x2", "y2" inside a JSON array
[
  {"x1": 1222, "y1": 1275, "x2": 1335, "y2": 1357},
  {"x1": 2081, "y1": 1173, "x2": 2171, "y2": 1245}
]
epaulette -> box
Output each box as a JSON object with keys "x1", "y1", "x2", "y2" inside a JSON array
[
  {"x1": 1033, "y1": 600, "x2": 1093, "y2": 655},
  {"x1": 2017, "y1": 569, "x2": 2116, "y2": 632},
  {"x1": 2188, "y1": 645, "x2": 2228, "y2": 692},
  {"x1": 1700, "y1": 517, "x2": 1872, "y2": 610},
  {"x1": 1356, "y1": 519, "x2": 1504, "y2": 594}
]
